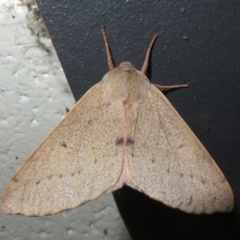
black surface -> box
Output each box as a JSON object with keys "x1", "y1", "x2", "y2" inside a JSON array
[{"x1": 36, "y1": 1, "x2": 240, "y2": 239}]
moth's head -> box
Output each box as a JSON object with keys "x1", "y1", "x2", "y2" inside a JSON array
[
  {"x1": 103, "y1": 61, "x2": 148, "y2": 84},
  {"x1": 113, "y1": 61, "x2": 143, "y2": 76},
  {"x1": 118, "y1": 61, "x2": 135, "y2": 70}
]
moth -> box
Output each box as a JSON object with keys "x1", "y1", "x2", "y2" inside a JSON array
[{"x1": 1, "y1": 26, "x2": 234, "y2": 216}]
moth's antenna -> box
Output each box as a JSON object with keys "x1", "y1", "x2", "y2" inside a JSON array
[
  {"x1": 102, "y1": 25, "x2": 114, "y2": 70},
  {"x1": 141, "y1": 35, "x2": 158, "y2": 74}
]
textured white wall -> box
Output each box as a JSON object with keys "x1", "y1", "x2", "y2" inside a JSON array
[{"x1": 0, "y1": 1, "x2": 130, "y2": 239}]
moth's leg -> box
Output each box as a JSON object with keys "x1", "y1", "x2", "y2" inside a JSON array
[
  {"x1": 154, "y1": 83, "x2": 188, "y2": 91},
  {"x1": 102, "y1": 25, "x2": 115, "y2": 70}
]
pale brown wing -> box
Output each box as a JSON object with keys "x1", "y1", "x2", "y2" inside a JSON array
[
  {"x1": 127, "y1": 84, "x2": 233, "y2": 214},
  {"x1": 2, "y1": 82, "x2": 124, "y2": 216}
]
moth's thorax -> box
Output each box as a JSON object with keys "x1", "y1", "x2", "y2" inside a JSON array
[{"x1": 101, "y1": 61, "x2": 150, "y2": 104}]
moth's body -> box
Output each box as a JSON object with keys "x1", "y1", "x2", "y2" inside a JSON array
[
  {"x1": 1, "y1": 27, "x2": 234, "y2": 217},
  {"x1": 101, "y1": 61, "x2": 150, "y2": 192}
]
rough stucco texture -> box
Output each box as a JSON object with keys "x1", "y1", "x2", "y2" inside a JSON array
[{"x1": 0, "y1": 1, "x2": 130, "y2": 240}]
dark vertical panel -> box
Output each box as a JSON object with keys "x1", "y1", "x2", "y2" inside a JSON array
[{"x1": 36, "y1": 1, "x2": 240, "y2": 239}]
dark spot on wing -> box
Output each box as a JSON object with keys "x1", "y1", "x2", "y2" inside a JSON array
[
  {"x1": 116, "y1": 138, "x2": 124, "y2": 146},
  {"x1": 105, "y1": 102, "x2": 111, "y2": 108},
  {"x1": 177, "y1": 201, "x2": 183, "y2": 208},
  {"x1": 162, "y1": 191, "x2": 166, "y2": 196},
  {"x1": 13, "y1": 177, "x2": 18, "y2": 182},
  {"x1": 151, "y1": 159, "x2": 155, "y2": 163},
  {"x1": 220, "y1": 177, "x2": 226, "y2": 184},
  {"x1": 132, "y1": 153, "x2": 134, "y2": 157},
  {"x1": 60, "y1": 174, "x2": 62, "y2": 178},
  {"x1": 66, "y1": 108, "x2": 69, "y2": 113},
  {"x1": 187, "y1": 196, "x2": 193, "y2": 206},
  {"x1": 126, "y1": 138, "x2": 134, "y2": 146},
  {"x1": 36, "y1": 180, "x2": 40, "y2": 185},
  {"x1": 123, "y1": 99, "x2": 129, "y2": 107},
  {"x1": 61, "y1": 142, "x2": 67, "y2": 148},
  {"x1": 116, "y1": 137, "x2": 134, "y2": 146},
  {"x1": 181, "y1": 173, "x2": 184, "y2": 178},
  {"x1": 2, "y1": 226, "x2": 5, "y2": 229},
  {"x1": 15, "y1": 157, "x2": 18, "y2": 160},
  {"x1": 167, "y1": 169, "x2": 169, "y2": 174},
  {"x1": 103, "y1": 229, "x2": 108, "y2": 235},
  {"x1": 190, "y1": 174, "x2": 193, "y2": 179}
]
